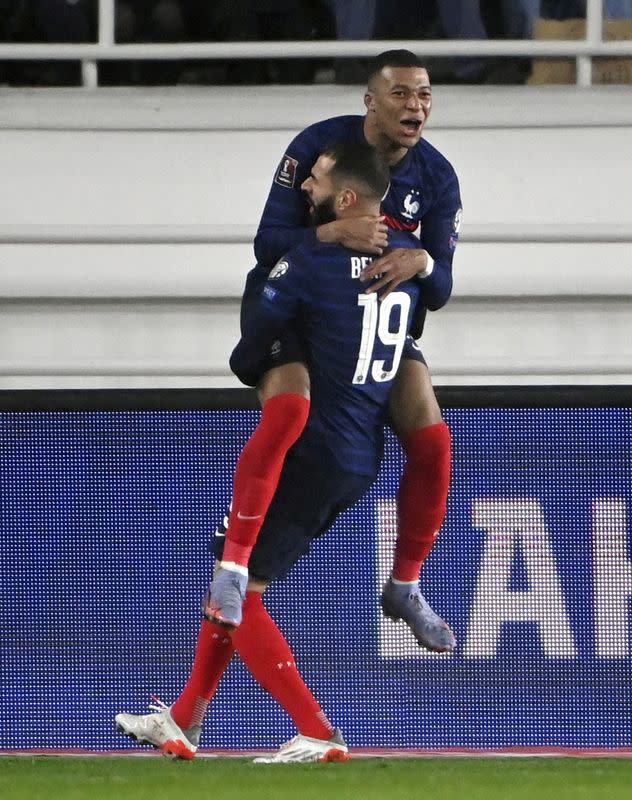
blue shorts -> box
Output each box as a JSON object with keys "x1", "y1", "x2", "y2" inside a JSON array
[
  {"x1": 237, "y1": 266, "x2": 426, "y2": 387},
  {"x1": 213, "y1": 443, "x2": 374, "y2": 582}
]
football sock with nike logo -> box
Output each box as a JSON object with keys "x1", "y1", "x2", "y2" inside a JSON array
[{"x1": 221, "y1": 393, "x2": 310, "y2": 569}]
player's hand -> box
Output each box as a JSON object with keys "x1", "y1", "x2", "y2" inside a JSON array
[
  {"x1": 318, "y1": 215, "x2": 388, "y2": 254},
  {"x1": 360, "y1": 248, "x2": 429, "y2": 298}
]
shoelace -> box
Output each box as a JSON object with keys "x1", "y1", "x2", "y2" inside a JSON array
[
  {"x1": 409, "y1": 590, "x2": 447, "y2": 627},
  {"x1": 148, "y1": 695, "x2": 169, "y2": 713},
  {"x1": 278, "y1": 735, "x2": 300, "y2": 751}
]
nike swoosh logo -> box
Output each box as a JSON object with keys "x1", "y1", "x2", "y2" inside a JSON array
[{"x1": 237, "y1": 512, "x2": 262, "y2": 520}]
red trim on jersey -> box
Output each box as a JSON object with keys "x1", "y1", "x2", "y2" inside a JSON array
[{"x1": 382, "y1": 213, "x2": 418, "y2": 232}]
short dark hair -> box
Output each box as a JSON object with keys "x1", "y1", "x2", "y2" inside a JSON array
[
  {"x1": 367, "y1": 49, "x2": 426, "y2": 82},
  {"x1": 321, "y1": 140, "x2": 390, "y2": 201}
]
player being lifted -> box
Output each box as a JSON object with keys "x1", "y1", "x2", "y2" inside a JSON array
[
  {"x1": 207, "y1": 50, "x2": 461, "y2": 651},
  {"x1": 116, "y1": 139, "x2": 439, "y2": 763}
]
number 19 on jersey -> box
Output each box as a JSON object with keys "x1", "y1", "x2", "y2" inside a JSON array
[{"x1": 352, "y1": 292, "x2": 411, "y2": 385}]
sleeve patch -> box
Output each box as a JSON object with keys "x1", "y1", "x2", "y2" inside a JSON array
[
  {"x1": 269, "y1": 260, "x2": 290, "y2": 279},
  {"x1": 274, "y1": 155, "x2": 298, "y2": 188}
]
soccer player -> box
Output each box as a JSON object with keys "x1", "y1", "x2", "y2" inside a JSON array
[
  {"x1": 115, "y1": 139, "x2": 446, "y2": 764},
  {"x1": 209, "y1": 49, "x2": 461, "y2": 652}
]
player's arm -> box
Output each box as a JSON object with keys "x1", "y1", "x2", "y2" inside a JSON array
[
  {"x1": 360, "y1": 170, "x2": 462, "y2": 308},
  {"x1": 230, "y1": 254, "x2": 306, "y2": 386},
  {"x1": 254, "y1": 124, "x2": 388, "y2": 266},
  {"x1": 253, "y1": 131, "x2": 317, "y2": 266}
]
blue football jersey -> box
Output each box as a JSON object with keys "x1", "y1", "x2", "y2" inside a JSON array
[
  {"x1": 231, "y1": 233, "x2": 421, "y2": 476},
  {"x1": 253, "y1": 114, "x2": 462, "y2": 314}
]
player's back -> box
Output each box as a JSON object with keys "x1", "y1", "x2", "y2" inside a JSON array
[{"x1": 266, "y1": 234, "x2": 420, "y2": 477}]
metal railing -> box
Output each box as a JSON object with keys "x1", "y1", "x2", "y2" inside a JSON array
[{"x1": 0, "y1": 0, "x2": 631, "y2": 88}]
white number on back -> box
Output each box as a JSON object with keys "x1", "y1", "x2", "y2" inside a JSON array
[{"x1": 352, "y1": 292, "x2": 411, "y2": 385}]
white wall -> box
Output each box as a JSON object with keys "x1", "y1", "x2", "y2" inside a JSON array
[{"x1": 1, "y1": 85, "x2": 631, "y2": 388}]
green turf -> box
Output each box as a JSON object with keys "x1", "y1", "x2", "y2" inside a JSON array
[{"x1": 1, "y1": 756, "x2": 632, "y2": 800}]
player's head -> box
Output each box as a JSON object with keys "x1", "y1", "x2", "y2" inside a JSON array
[
  {"x1": 301, "y1": 140, "x2": 390, "y2": 225},
  {"x1": 363, "y1": 49, "x2": 431, "y2": 157}
]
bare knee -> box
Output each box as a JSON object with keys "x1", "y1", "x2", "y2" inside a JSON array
[
  {"x1": 389, "y1": 360, "x2": 443, "y2": 438},
  {"x1": 257, "y1": 362, "x2": 310, "y2": 406},
  {"x1": 246, "y1": 577, "x2": 269, "y2": 593}
]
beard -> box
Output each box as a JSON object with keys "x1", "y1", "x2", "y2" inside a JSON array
[{"x1": 310, "y1": 195, "x2": 337, "y2": 226}]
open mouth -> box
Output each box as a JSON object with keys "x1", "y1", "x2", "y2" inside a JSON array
[{"x1": 400, "y1": 118, "x2": 422, "y2": 136}]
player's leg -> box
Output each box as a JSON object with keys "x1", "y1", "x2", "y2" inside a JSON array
[
  {"x1": 208, "y1": 358, "x2": 310, "y2": 627},
  {"x1": 209, "y1": 264, "x2": 311, "y2": 624},
  {"x1": 381, "y1": 346, "x2": 456, "y2": 652},
  {"x1": 114, "y1": 616, "x2": 234, "y2": 759},
  {"x1": 388, "y1": 354, "x2": 448, "y2": 579},
  {"x1": 233, "y1": 582, "x2": 348, "y2": 763},
  {"x1": 225, "y1": 448, "x2": 372, "y2": 762}
]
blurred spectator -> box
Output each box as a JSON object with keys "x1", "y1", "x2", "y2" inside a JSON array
[
  {"x1": 328, "y1": 1, "x2": 438, "y2": 83},
  {"x1": 34, "y1": 0, "x2": 95, "y2": 41},
  {"x1": 542, "y1": 1, "x2": 632, "y2": 16},
  {"x1": 0, "y1": 0, "x2": 96, "y2": 86},
  {"x1": 328, "y1": 0, "x2": 376, "y2": 82},
  {"x1": 606, "y1": 0, "x2": 632, "y2": 14},
  {"x1": 0, "y1": 0, "x2": 29, "y2": 84},
  {"x1": 100, "y1": 0, "x2": 187, "y2": 85},
  {"x1": 480, "y1": 0, "x2": 539, "y2": 82},
  {"x1": 375, "y1": 0, "x2": 440, "y2": 39},
  {"x1": 178, "y1": 0, "x2": 329, "y2": 85},
  {"x1": 418, "y1": 1, "x2": 538, "y2": 84}
]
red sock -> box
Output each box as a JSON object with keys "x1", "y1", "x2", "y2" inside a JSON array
[
  {"x1": 232, "y1": 592, "x2": 334, "y2": 741},
  {"x1": 222, "y1": 393, "x2": 310, "y2": 568},
  {"x1": 170, "y1": 619, "x2": 235, "y2": 729},
  {"x1": 392, "y1": 422, "x2": 451, "y2": 583}
]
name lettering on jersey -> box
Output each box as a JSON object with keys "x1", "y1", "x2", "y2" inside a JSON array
[
  {"x1": 402, "y1": 190, "x2": 421, "y2": 220},
  {"x1": 350, "y1": 256, "x2": 373, "y2": 279},
  {"x1": 269, "y1": 260, "x2": 289, "y2": 279},
  {"x1": 274, "y1": 155, "x2": 298, "y2": 188}
]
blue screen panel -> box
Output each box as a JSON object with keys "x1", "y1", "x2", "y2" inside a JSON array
[{"x1": 0, "y1": 405, "x2": 631, "y2": 750}]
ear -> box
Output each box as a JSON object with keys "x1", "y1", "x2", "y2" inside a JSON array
[
  {"x1": 364, "y1": 91, "x2": 374, "y2": 112},
  {"x1": 338, "y1": 188, "x2": 358, "y2": 211}
]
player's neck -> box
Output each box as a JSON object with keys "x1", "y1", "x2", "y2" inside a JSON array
[
  {"x1": 363, "y1": 119, "x2": 409, "y2": 167},
  {"x1": 339, "y1": 201, "x2": 380, "y2": 221}
]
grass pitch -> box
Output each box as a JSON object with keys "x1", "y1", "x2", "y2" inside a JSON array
[{"x1": 2, "y1": 756, "x2": 632, "y2": 800}]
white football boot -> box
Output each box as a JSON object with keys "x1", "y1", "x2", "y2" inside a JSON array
[
  {"x1": 253, "y1": 729, "x2": 350, "y2": 764},
  {"x1": 115, "y1": 698, "x2": 200, "y2": 760}
]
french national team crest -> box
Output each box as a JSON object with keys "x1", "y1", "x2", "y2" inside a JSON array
[
  {"x1": 402, "y1": 189, "x2": 421, "y2": 219},
  {"x1": 274, "y1": 155, "x2": 298, "y2": 188}
]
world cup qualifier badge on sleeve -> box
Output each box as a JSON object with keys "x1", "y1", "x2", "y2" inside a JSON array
[{"x1": 274, "y1": 155, "x2": 298, "y2": 188}]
